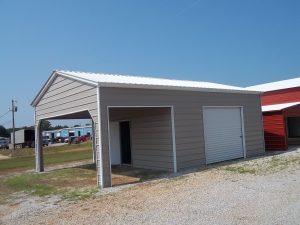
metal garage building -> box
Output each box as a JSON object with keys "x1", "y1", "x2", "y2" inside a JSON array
[
  {"x1": 248, "y1": 77, "x2": 300, "y2": 150},
  {"x1": 32, "y1": 70, "x2": 265, "y2": 188}
]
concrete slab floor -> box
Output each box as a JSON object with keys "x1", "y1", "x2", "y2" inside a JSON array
[{"x1": 111, "y1": 165, "x2": 166, "y2": 186}]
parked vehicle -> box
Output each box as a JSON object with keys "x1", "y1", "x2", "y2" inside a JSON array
[
  {"x1": 68, "y1": 136, "x2": 77, "y2": 144},
  {"x1": 0, "y1": 138, "x2": 9, "y2": 149},
  {"x1": 57, "y1": 137, "x2": 67, "y2": 143},
  {"x1": 11, "y1": 129, "x2": 35, "y2": 148},
  {"x1": 64, "y1": 137, "x2": 69, "y2": 143},
  {"x1": 78, "y1": 136, "x2": 87, "y2": 142},
  {"x1": 42, "y1": 139, "x2": 49, "y2": 146},
  {"x1": 69, "y1": 136, "x2": 87, "y2": 144}
]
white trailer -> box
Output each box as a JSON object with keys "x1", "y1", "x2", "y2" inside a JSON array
[{"x1": 11, "y1": 129, "x2": 35, "y2": 148}]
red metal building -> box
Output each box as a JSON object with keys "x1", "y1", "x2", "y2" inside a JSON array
[{"x1": 248, "y1": 79, "x2": 300, "y2": 150}]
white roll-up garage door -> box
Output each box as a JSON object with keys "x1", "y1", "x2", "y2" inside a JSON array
[{"x1": 203, "y1": 107, "x2": 245, "y2": 164}]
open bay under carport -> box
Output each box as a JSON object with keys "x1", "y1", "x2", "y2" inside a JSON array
[
  {"x1": 262, "y1": 102, "x2": 300, "y2": 150},
  {"x1": 32, "y1": 70, "x2": 265, "y2": 188},
  {"x1": 108, "y1": 107, "x2": 176, "y2": 172},
  {"x1": 33, "y1": 110, "x2": 98, "y2": 173}
]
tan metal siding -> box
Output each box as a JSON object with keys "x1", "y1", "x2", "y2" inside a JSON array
[
  {"x1": 35, "y1": 76, "x2": 98, "y2": 120},
  {"x1": 100, "y1": 87, "x2": 264, "y2": 170},
  {"x1": 108, "y1": 108, "x2": 173, "y2": 171},
  {"x1": 38, "y1": 86, "x2": 95, "y2": 106},
  {"x1": 131, "y1": 109, "x2": 173, "y2": 170}
]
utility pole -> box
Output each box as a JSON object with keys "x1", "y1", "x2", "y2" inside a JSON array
[{"x1": 11, "y1": 100, "x2": 17, "y2": 150}]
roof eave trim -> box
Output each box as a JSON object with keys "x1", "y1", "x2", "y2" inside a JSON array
[
  {"x1": 31, "y1": 71, "x2": 58, "y2": 107},
  {"x1": 246, "y1": 87, "x2": 290, "y2": 93},
  {"x1": 56, "y1": 71, "x2": 98, "y2": 87},
  {"x1": 262, "y1": 109, "x2": 280, "y2": 113},
  {"x1": 262, "y1": 102, "x2": 300, "y2": 112},
  {"x1": 98, "y1": 82, "x2": 261, "y2": 94}
]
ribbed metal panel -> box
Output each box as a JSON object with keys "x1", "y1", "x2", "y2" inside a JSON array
[
  {"x1": 55, "y1": 70, "x2": 257, "y2": 94},
  {"x1": 109, "y1": 108, "x2": 173, "y2": 171},
  {"x1": 203, "y1": 107, "x2": 244, "y2": 164},
  {"x1": 262, "y1": 87, "x2": 300, "y2": 105},
  {"x1": 263, "y1": 112, "x2": 287, "y2": 150},
  {"x1": 101, "y1": 87, "x2": 265, "y2": 170}
]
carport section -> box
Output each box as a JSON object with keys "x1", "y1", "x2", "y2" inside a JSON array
[
  {"x1": 31, "y1": 71, "x2": 107, "y2": 187},
  {"x1": 107, "y1": 106, "x2": 177, "y2": 175},
  {"x1": 35, "y1": 110, "x2": 97, "y2": 172},
  {"x1": 262, "y1": 102, "x2": 300, "y2": 150}
]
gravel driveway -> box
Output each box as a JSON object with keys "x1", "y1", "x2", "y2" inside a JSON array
[{"x1": 1, "y1": 149, "x2": 299, "y2": 225}]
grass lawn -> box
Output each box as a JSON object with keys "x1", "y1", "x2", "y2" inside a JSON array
[
  {"x1": 0, "y1": 142, "x2": 93, "y2": 172},
  {"x1": 0, "y1": 164, "x2": 98, "y2": 201},
  {"x1": 0, "y1": 139, "x2": 166, "y2": 201},
  {"x1": 0, "y1": 142, "x2": 97, "y2": 201}
]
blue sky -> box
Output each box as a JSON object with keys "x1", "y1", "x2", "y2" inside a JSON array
[{"x1": 1, "y1": 0, "x2": 300, "y2": 128}]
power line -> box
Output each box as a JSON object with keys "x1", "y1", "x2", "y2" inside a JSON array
[
  {"x1": 0, "y1": 120, "x2": 12, "y2": 127},
  {"x1": 0, "y1": 110, "x2": 10, "y2": 120}
]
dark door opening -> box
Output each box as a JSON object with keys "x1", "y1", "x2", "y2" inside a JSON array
[
  {"x1": 287, "y1": 117, "x2": 300, "y2": 138},
  {"x1": 120, "y1": 121, "x2": 132, "y2": 164}
]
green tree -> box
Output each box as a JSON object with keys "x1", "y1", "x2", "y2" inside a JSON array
[
  {"x1": 40, "y1": 120, "x2": 52, "y2": 131},
  {"x1": 0, "y1": 125, "x2": 10, "y2": 137}
]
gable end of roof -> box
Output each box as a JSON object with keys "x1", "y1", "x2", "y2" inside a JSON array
[{"x1": 31, "y1": 71, "x2": 98, "y2": 107}]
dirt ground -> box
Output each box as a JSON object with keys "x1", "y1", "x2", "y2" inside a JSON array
[
  {"x1": 0, "y1": 155, "x2": 9, "y2": 160},
  {"x1": 0, "y1": 149, "x2": 299, "y2": 225}
]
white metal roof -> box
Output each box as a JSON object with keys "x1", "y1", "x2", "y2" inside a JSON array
[
  {"x1": 31, "y1": 70, "x2": 260, "y2": 106},
  {"x1": 57, "y1": 70, "x2": 258, "y2": 92},
  {"x1": 246, "y1": 77, "x2": 300, "y2": 92},
  {"x1": 262, "y1": 102, "x2": 300, "y2": 112},
  {"x1": 73, "y1": 126, "x2": 92, "y2": 129}
]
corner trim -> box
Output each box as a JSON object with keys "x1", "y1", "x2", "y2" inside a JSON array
[
  {"x1": 97, "y1": 86, "x2": 104, "y2": 188},
  {"x1": 171, "y1": 106, "x2": 177, "y2": 173}
]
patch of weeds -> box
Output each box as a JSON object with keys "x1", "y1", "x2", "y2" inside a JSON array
[
  {"x1": 31, "y1": 185, "x2": 58, "y2": 196},
  {"x1": 223, "y1": 152, "x2": 300, "y2": 175},
  {"x1": 267, "y1": 155, "x2": 300, "y2": 172},
  {"x1": 139, "y1": 171, "x2": 166, "y2": 181},
  {"x1": 0, "y1": 194, "x2": 9, "y2": 204},
  {"x1": 4, "y1": 173, "x2": 58, "y2": 196},
  {"x1": 171, "y1": 174, "x2": 189, "y2": 181},
  {"x1": 3, "y1": 168, "x2": 99, "y2": 200},
  {"x1": 269, "y1": 157, "x2": 284, "y2": 168},
  {"x1": 224, "y1": 166, "x2": 256, "y2": 174},
  {"x1": 45, "y1": 167, "x2": 96, "y2": 180},
  {"x1": 61, "y1": 188, "x2": 98, "y2": 201},
  {"x1": 78, "y1": 163, "x2": 96, "y2": 170}
]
